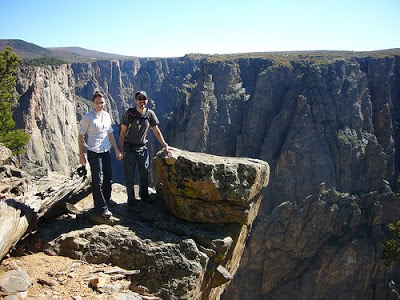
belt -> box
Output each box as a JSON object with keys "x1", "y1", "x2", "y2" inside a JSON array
[{"x1": 125, "y1": 142, "x2": 147, "y2": 151}]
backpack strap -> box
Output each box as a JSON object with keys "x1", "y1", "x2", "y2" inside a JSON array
[
  {"x1": 128, "y1": 108, "x2": 149, "y2": 121},
  {"x1": 125, "y1": 108, "x2": 150, "y2": 136}
]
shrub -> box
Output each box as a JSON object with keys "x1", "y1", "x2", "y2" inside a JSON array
[
  {"x1": 382, "y1": 221, "x2": 400, "y2": 266},
  {"x1": 21, "y1": 56, "x2": 67, "y2": 66}
]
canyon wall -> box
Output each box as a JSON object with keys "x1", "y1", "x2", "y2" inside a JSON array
[
  {"x1": 14, "y1": 51, "x2": 400, "y2": 298},
  {"x1": 16, "y1": 64, "x2": 77, "y2": 175}
]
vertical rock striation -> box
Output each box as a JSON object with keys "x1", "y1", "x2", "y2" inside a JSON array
[{"x1": 16, "y1": 65, "x2": 78, "y2": 175}]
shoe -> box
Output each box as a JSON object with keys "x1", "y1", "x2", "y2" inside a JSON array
[
  {"x1": 107, "y1": 199, "x2": 118, "y2": 207},
  {"x1": 100, "y1": 210, "x2": 113, "y2": 218}
]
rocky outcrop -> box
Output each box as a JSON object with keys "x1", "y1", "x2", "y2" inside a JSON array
[
  {"x1": 223, "y1": 190, "x2": 400, "y2": 299},
  {"x1": 14, "y1": 149, "x2": 269, "y2": 299},
  {"x1": 0, "y1": 143, "x2": 12, "y2": 164},
  {"x1": 155, "y1": 148, "x2": 269, "y2": 224}
]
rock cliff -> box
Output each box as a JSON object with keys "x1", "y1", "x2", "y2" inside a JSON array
[
  {"x1": 12, "y1": 50, "x2": 400, "y2": 299},
  {"x1": 15, "y1": 64, "x2": 77, "y2": 175},
  {"x1": 225, "y1": 190, "x2": 400, "y2": 299}
]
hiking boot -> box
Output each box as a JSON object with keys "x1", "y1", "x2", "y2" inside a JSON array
[{"x1": 100, "y1": 210, "x2": 113, "y2": 218}]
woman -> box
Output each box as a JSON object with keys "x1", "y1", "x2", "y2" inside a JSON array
[{"x1": 78, "y1": 91, "x2": 123, "y2": 218}]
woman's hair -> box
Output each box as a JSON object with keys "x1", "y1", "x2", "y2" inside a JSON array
[{"x1": 92, "y1": 91, "x2": 104, "y2": 101}]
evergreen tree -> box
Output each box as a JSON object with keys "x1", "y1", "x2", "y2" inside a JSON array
[
  {"x1": 382, "y1": 220, "x2": 400, "y2": 266},
  {"x1": 0, "y1": 47, "x2": 30, "y2": 156}
]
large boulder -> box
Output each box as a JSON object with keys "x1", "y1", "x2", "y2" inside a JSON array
[{"x1": 155, "y1": 148, "x2": 270, "y2": 224}]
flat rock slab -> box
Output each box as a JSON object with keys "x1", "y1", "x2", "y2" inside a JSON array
[
  {"x1": 0, "y1": 267, "x2": 30, "y2": 294},
  {"x1": 155, "y1": 148, "x2": 270, "y2": 223}
]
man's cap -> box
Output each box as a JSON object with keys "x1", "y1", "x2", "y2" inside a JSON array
[{"x1": 135, "y1": 90, "x2": 147, "y2": 99}]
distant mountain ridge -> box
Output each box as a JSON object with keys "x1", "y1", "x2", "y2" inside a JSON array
[
  {"x1": 0, "y1": 39, "x2": 137, "y2": 62},
  {"x1": 48, "y1": 46, "x2": 137, "y2": 60},
  {"x1": 1, "y1": 39, "x2": 399, "y2": 63},
  {"x1": 0, "y1": 39, "x2": 53, "y2": 59}
]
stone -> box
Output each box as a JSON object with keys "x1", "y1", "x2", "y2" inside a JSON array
[
  {"x1": 38, "y1": 277, "x2": 57, "y2": 287},
  {"x1": 0, "y1": 267, "x2": 30, "y2": 294},
  {"x1": 0, "y1": 143, "x2": 12, "y2": 164},
  {"x1": 89, "y1": 213, "x2": 121, "y2": 225},
  {"x1": 210, "y1": 265, "x2": 233, "y2": 288},
  {"x1": 155, "y1": 148, "x2": 269, "y2": 224},
  {"x1": 89, "y1": 276, "x2": 108, "y2": 289},
  {"x1": 224, "y1": 191, "x2": 400, "y2": 299}
]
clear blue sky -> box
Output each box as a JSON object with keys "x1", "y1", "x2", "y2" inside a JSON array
[{"x1": 1, "y1": 0, "x2": 399, "y2": 57}]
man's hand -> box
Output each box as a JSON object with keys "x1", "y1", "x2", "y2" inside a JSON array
[{"x1": 115, "y1": 149, "x2": 123, "y2": 160}]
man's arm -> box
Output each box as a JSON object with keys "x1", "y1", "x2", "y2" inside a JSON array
[{"x1": 152, "y1": 125, "x2": 169, "y2": 149}]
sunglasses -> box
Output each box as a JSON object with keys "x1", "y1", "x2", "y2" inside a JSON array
[{"x1": 137, "y1": 96, "x2": 147, "y2": 101}]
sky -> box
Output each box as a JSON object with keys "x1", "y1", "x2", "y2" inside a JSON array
[{"x1": 0, "y1": 0, "x2": 399, "y2": 58}]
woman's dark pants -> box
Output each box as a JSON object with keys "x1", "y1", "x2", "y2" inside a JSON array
[{"x1": 87, "y1": 150, "x2": 112, "y2": 214}]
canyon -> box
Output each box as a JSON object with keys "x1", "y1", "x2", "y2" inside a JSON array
[{"x1": 6, "y1": 49, "x2": 400, "y2": 298}]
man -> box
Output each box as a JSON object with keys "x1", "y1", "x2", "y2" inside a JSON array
[
  {"x1": 119, "y1": 90, "x2": 168, "y2": 209},
  {"x1": 78, "y1": 91, "x2": 123, "y2": 218}
]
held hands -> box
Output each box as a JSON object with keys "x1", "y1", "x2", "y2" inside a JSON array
[{"x1": 115, "y1": 149, "x2": 123, "y2": 160}]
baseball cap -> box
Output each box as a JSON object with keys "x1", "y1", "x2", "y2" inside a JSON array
[{"x1": 135, "y1": 90, "x2": 147, "y2": 99}]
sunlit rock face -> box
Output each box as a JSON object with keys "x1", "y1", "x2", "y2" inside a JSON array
[
  {"x1": 155, "y1": 148, "x2": 269, "y2": 224},
  {"x1": 0, "y1": 143, "x2": 12, "y2": 163},
  {"x1": 16, "y1": 64, "x2": 78, "y2": 175}
]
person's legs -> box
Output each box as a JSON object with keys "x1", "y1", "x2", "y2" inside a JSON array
[
  {"x1": 87, "y1": 150, "x2": 109, "y2": 215},
  {"x1": 136, "y1": 148, "x2": 150, "y2": 201},
  {"x1": 101, "y1": 151, "x2": 113, "y2": 202},
  {"x1": 123, "y1": 149, "x2": 137, "y2": 206}
]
